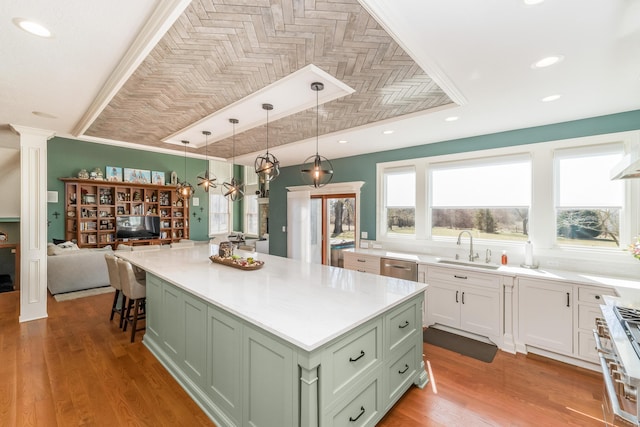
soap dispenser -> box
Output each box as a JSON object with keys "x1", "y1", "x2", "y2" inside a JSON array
[{"x1": 501, "y1": 251, "x2": 508, "y2": 265}]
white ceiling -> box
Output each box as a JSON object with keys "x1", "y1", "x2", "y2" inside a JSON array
[{"x1": 2, "y1": 0, "x2": 640, "y2": 166}]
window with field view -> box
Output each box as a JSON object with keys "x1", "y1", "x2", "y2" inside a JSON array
[
  {"x1": 431, "y1": 156, "x2": 531, "y2": 241},
  {"x1": 555, "y1": 144, "x2": 623, "y2": 248},
  {"x1": 383, "y1": 168, "x2": 415, "y2": 236}
]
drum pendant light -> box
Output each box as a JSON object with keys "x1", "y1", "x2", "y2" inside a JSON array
[
  {"x1": 301, "y1": 82, "x2": 333, "y2": 188},
  {"x1": 223, "y1": 118, "x2": 244, "y2": 202},
  {"x1": 254, "y1": 103, "x2": 280, "y2": 182},
  {"x1": 176, "y1": 140, "x2": 194, "y2": 200},
  {"x1": 197, "y1": 130, "x2": 217, "y2": 192}
]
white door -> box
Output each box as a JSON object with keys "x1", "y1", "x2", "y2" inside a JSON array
[
  {"x1": 460, "y1": 285, "x2": 500, "y2": 338},
  {"x1": 426, "y1": 283, "x2": 460, "y2": 328},
  {"x1": 518, "y1": 278, "x2": 573, "y2": 354}
]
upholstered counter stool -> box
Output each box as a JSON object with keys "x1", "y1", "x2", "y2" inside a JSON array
[
  {"x1": 117, "y1": 258, "x2": 147, "y2": 343},
  {"x1": 104, "y1": 253, "x2": 126, "y2": 328}
]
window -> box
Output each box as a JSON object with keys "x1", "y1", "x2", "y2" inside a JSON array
[
  {"x1": 209, "y1": 160, "x2": 232, "y2": 235},
  {"x1": 555, "y1": 144, "x2": 623, "y2": 248},
  {"x1": 245, "y1": 194, "x2": 258, "y2": 236},
  {"x1": 431, "y1": 155, "x2": 531, "y2": 241},
  {"x1": 383, "y1": 167, "x2": 415, "y2": 236}
]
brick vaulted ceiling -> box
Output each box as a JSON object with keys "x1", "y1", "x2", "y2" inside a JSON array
[{"x1": 84, "y1": 0, "x2": 452, "y2": 159}]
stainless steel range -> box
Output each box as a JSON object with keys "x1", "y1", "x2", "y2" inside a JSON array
[{"x1": 595, "y1": 301, "x2": 640, "y2": 426}]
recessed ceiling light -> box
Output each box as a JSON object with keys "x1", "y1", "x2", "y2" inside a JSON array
[
  {"x1": 13, "y1": 18, "x2": 52, "y2": 38},
  {"x1": 532, "y1": 55, "x2": 564, "y2": 69},
  {"x1": 445, "y1": 116, "x2": 459, "y2": 122},
  {"x1": 338, "y1": 140, "x2": 348, "y2": 144},
  {"x1": 382, "y1": 130, "x2": 394, "y2": 135},
  {"x1": 523, "y1": 0, "x2": 544, "y2": 5},
  {"x1": 541, "y1": 94, "x2": 561, "y2": 102}
]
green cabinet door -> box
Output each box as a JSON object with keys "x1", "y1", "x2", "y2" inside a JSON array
[
  {"x1": 207, "y1": 305, "x2": 242, "y2": 426},
  {"x1": 243, "y1": 326, "x2": 295, "y2": 427}
]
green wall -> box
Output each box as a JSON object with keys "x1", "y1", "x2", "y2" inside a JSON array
[
  {"x1": 268, "y1": 109, "x2": 640, "y2": 257},
  {"x1": 47, "y1": 137, "x2": 212, "y2": 242}
]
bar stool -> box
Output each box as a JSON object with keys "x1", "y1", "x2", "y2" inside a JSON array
[
  {"x1": 117, "y1": 258, "x2": 146, "y2": 343},
  {"x1": 104, "y1": 253, "x2": 126, "y2": 328}
]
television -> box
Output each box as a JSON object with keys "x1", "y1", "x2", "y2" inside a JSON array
[{"x1": 116, "y1": 215, "x2": 161, "y2": 240}]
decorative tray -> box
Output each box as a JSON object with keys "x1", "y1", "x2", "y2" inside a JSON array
[{"x1": 209, "y1": 255, "x2": 264, "y2": 270}]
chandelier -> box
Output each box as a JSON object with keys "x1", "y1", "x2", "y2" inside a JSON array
[
  {"x1": 176, "y1": 140, "x2": 194, "y2": 200},
  {"x1": 197, "y1": 130, "x2": 217, "y2": 192},
  {"x1": 254, "y1": 103, "x2": 280, "y2": 182},
  {"x1": 222, "y1": 118, "x2": 244, "y2": 201},
  {"x1": 301, "y1": 82, "x2": 334, "y2": 188}
]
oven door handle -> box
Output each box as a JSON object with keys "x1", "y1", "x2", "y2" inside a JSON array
[{"x1": 593, "y1": 330, "x2": 639, "y2": 426}]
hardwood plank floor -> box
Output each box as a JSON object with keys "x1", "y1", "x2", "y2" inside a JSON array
[{"x1": 0, "y1": 290, "x2": 605, "y2": 426}]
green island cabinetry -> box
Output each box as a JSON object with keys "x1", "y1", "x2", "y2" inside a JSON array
[{"x1": 144, "y1": 273, "x2": 427, "y2": 427}]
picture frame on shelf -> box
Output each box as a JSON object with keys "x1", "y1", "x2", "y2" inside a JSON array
[
  {"x1": 152, "y1": 171, "x2": 165, "y2": 185},
  {"x1": 124, "y1": 168, "x2": 151, "y2": 184},
  {"x1": 106, "y1": 166, "x2": 122, "y2": 182}
]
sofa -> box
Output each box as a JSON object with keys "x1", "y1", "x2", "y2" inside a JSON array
[{"x1": 47, "y1": 242, "x2": 114, "y2": 295}]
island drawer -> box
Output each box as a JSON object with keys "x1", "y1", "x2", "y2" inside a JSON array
[
  {"x1": 385, "y1": 344, "x2": 418, "y2": 404},
  {"x1": 326, "y1": 375, "x2": 380, "y2": 427},
  {"x1": 577, "y1": 285, "x2": 616, "y2": 304},
  {"x1": 385, "y1": 298, "x2": 419, "y2": 354},
  {"x1": 322, "y1": 319, "x2": 382, "y2": 404},
  {"x1": 344, "y1": 253, "x2": 381, "y2": 275},
  {"x1": 426, "y1": 265, "x2": 500, "y2": 289}
]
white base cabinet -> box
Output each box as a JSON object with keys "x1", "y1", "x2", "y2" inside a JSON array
[
  {"x1": 518, "y1": 277, "x2": 573, "y2": 355},
  {"x1": 425, "y1": 265, "x2": 502, "y2": 344},
  {"x1": 144, "y1": 273, "x2": 427, "y2": 427},
  {"x1": 517, "y1": 277, "x2": 615, "y2": 364}
]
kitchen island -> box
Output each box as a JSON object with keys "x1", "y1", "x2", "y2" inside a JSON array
[{"x1": 117, "y1": 244, "x2": 428, "y2": 427}]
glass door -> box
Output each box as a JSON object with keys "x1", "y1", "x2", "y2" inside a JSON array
[{"x1": 310, "y1": 194, "x2": 356, "y2": 266}]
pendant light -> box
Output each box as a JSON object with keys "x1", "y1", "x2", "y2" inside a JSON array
[
  {"x1": 223, "y1": 118, "x2": 244, "y2": 202},
  {"x1": 176, "y1": 140, "x2": 194, "y2": 200},
  {"x1": 301, "y1": 82, "x2": 333, "y2": 188},
  {"x1": 197, "y1": 130, "x2": 217, "y2": 192},
  {"x1": 254, "y1": 103, "x2": 280, "y2": 182}
]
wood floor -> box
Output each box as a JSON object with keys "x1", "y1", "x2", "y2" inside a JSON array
[{"x1": 0, "y1": 290, "x2": 605, "y2": 426}]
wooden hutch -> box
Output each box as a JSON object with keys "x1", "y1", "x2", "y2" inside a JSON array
[{"x1": 60, "y1": 178, "x2": 189, "y2": 248}]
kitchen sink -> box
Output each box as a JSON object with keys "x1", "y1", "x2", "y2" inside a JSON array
[{"x1": 436, "y1": 259, "x2": 501, "y2": 270}]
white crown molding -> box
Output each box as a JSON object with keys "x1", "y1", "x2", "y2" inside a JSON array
[
  {"x1": 357, "y1": 0, "x2": 467, "y2": 106},
  {"x1": 71, "y1": 0, "x2": 192, "y2": 137}
]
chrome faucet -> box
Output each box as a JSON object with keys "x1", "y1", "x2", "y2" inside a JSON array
[{"x1": 457, "y1": 230, "x2": 479, "y2": 262}]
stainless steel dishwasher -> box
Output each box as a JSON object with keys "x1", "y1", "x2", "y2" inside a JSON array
[{"x1": 380, "y1": 258, "x2": 418, "y2": 281}]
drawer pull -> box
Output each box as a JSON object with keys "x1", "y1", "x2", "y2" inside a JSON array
[
  {"x1": 454, "y1": 275, "x2": 467, "y2": 280},
  {"x1": 357, "y1": 269, "x2": 366, "y2": 272},
  {"x1": 349, "y1": 350, "x2": 365, "y2": 362},
  {"x1": 399, "y1": 320, "x2": 410, "y2": 329},
  {"x1": 349, "y1": 406, "x2": 365, "y2": 422},
  {"x1": 357, "y1": 259, "x2": 366, "y2": 262},
  {"x1": 398, "y1": 364, "x2": 409, "y2": 374}
]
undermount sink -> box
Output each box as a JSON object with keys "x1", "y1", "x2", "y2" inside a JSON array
[{"x1": 436, "y1": 259, "x2": 501, "y2": 270}]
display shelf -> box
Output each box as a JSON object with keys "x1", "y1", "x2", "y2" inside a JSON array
[{"x1": 60, "y1": 178, "x2": 189, "y2": 248}]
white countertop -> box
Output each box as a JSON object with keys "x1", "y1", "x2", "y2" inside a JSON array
[
  {"x1": 347, "y1": 248, "x2": 640, "y2": 290},
  {"x1": 117, "y1": 245, "x2": 426, "y2": 352}
]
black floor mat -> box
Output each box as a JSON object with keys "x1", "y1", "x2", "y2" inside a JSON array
[{"x1": 423, "y1": 328, "x2": 498, "y2": 363}]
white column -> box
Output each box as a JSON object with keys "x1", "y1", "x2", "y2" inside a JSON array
[{"x1": 11, "y1": 125, "x2": 55, "y2": 322}]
